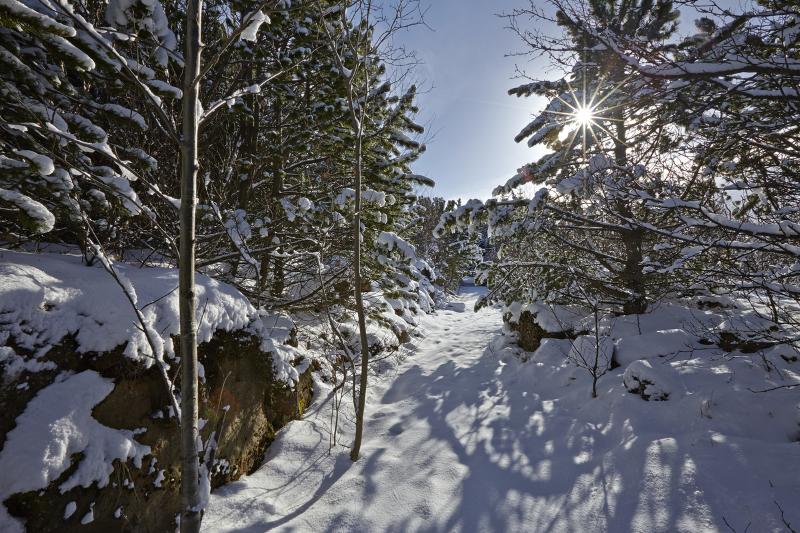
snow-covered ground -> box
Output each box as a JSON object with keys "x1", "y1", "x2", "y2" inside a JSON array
[{"x1": 205, "y1": 287, "x2": 800, "y2": 533}]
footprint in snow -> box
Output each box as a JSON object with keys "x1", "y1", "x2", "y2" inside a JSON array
[{"x1": 388, "y1": 422, "x2": 405, "y2": 435}]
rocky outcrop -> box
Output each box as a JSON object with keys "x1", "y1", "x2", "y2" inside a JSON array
[
  {"x1": 504, "y1": 310, "x2": 578, "y2": 352},
  {"x1": 1, "y1": 331, "x2": 312, "y2": 533}
]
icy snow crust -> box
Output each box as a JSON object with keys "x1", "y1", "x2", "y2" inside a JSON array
[
  {"x1": 0, "y1": 250, "x2": 302, "y2": 382},
  {"x1": 0, "y1": 370, "x2": 149, "y2": 533},
  {"x1": 205, "y1": 287, "x2": 800, "y2": 533}
]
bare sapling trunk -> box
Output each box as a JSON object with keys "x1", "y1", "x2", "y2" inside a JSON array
[
  {"x1": 591, "y1": 308, "x2": 601, "y2": 398},
  {"x1": 350, "y1": 119, "x2": 370, "y2": 461},
  {"x1": 179, "y1": 0, "x2": 203, "y2": 529}
]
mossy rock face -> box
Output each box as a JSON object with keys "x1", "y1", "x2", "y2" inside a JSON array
[
  {"x1": 1, "y1": 331, "x2": 313, "y2": 533},
  {"x1": 717, "y1": 331, "x2": 774, "y2": 354}
]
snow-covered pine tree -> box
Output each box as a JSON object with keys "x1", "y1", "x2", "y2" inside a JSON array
[
  {"x1": 361, "y1": 85, "x2": 437, "y2": 318},
  {"x1": 589, "y1": 0, "x2": 800, "y2": 348},
  {"x1": 0, "y1": 0, "x2": 172, "y2": 253},
  {"x1": 437, "y1": 0, "x2": 684, "y2": 317},
  {"x1": 410, "y1": 197, "x2": 484, "y2": 293},
  {"x1": 192, "y1": 0, "x2": 339, "y2": 304},
  {"x1": 319, "y1": 0, "x2": 430, "y2": 460}
]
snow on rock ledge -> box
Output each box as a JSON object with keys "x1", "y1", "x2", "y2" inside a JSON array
[
  {"x1": 0, "y1": 370, "x2": 149, "y2": 533},
  {"x1": 504, "y1": 301, "x2": 589, "y2": 334},
  {"x1": 503, "y1": 301, "x2": 589, "y2": 352},
  {"x1": 0, "y1": 250, "x2": 300, "y2": 383}
]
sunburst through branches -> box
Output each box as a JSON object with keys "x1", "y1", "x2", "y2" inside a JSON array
[
  {"x1": 573, "y1": 104, "x2": 596, "y2": 128},
  {"x1": 543, "y1": 74, "x2": 629, "y2": 157}
]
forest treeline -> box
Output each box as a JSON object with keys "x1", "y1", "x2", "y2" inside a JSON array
[
  {"x1": 3, "y1": 0, "x2": 800, "y2": 529},
  {"x1": 0, "y1": 0, "x2": 478, "y2": 305}
]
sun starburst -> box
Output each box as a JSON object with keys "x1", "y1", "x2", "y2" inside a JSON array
[
  {"x1": 573, "y1": 104, "x2": 597, "y2": 128},
  {"x1": 540, "y1": 72, "x2": 632, "y2": 158}
]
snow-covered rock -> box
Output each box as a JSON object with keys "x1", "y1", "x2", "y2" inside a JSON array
[
  {"x1": 0, "y1": 371, "x2": 148, "y2": 532},
  {"x1": 503, "y1": 301, "x2": 590, "y2": 352},
  {"x1": 0, "y1": 249, "x2": 301, "y2": 382},
  {"x1": 504, "y1": 301, "x2": 589, "y2": 334},
  {"x1": 623, "y1": 359, "x2": 683, "y2": 401},
  {"x1": 0, "y1": 250, "x2": 314, "y2": 532}
]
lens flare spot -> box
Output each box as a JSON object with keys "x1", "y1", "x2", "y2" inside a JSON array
[{"x1": 573, "y1": 104, "x2": 596, "y2": 127}]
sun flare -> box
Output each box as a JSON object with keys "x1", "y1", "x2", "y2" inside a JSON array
[
  {"x1": 573, "y1": 104, "x2": 596, "y2": 127},
  {"x1": 540, "y1": 74, "x2": 631, "y2": 157}
]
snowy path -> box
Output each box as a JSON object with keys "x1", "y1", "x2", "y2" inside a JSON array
[
  {"x1": 204, "y1": 287, "x2": 800, "y2": 533},
  {"x1": 205, "y1": 287, "x2": 511, "y2": 532}
]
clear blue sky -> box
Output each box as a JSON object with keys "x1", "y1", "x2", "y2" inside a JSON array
[
  {"x1": 396, "y1": 0, "x2": 744, "y2": 202},
  {"x1": 397, "y1": 1, "x2": 549, "y2": 201}
]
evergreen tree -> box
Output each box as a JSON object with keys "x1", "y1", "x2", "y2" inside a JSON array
[
  {"x1": 0, "y1": 0, "x2": 174, "y2": 253},
  {"x1": 438, "y1": 0, "x2": 684, "y2": 316},
  {"x1": 589, "y1": 0, "x2": 800, "y2": 346}
]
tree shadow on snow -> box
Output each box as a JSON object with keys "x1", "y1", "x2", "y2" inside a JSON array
[
  {"x1": 360, "y1": 325, "x2": 743, "y2": 532},
  {"x1": 211, "y1": 295, "x2": 786, "y2": 532}
]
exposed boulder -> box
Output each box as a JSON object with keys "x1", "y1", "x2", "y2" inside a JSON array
[{"x1": 1, "y1": 331, "x2": 312, "y2": 533}]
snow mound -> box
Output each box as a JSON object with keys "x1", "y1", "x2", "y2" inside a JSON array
[
  {"x1": 623, "y1": 359, "x2": 683, "y2": 401},
  {"x1": 0, "y1": 370, "x2": 150, "y2": 532},
  {"x1": 614, "y1": 329, "x2": 696, "y2": 367},
  {"x1": 569, "y1": 334, "x2": 613, "y2": 368},
  {"x1": 0, "y1": 250, "x2": 300, "y2": 382}
]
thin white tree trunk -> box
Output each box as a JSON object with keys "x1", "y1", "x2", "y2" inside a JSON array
[{"x1": 179, "y1": 0, "x2": 203, "y2": 528}]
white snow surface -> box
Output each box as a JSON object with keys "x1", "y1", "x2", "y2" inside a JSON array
[
  {"x1": 0, "y1": 370, "x2": 149, "y2": 532},
  {"x1": 205, "y1": 287, "x2": 800, "y2": 532},
  {"x1": 614, "y1": 329, "x2": 698, "y2": 367},
  {"x1": 0, "y1": 250, "x2": 302, "y2": 382}
]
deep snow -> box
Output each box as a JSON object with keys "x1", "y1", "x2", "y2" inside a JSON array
[
  {"x1": 0, "y1": 249, "x2": 303, "y2": 381},
  {"x1": 205, "y1": 287, "x2": 800, "y2": 533}
]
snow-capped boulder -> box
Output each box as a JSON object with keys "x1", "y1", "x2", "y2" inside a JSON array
[
  {"x1": 0, "y1": 251, "x2": 313, "y2": 533},
  {"x1": 503, "y1": 301, "x2": 589, "y2": 352},
  {"x1": 623, "y1": 360, "x2": 683, "y2": 401},
  {"x1": 716, "y1": 312, "x2": 782, "y2": 353}
]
